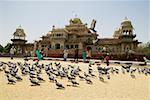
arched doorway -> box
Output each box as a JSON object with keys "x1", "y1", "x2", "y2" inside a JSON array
[{"x1": 55, "y1": 43, "x2": 60, "y2": 49}]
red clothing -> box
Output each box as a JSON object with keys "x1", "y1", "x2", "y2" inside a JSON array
[
  {"x1": 105, "y1": 55, "x2": 110, "y2": 61},
  {"x1": 86, "y1": 50, "x2": 92, "y2": 58}
]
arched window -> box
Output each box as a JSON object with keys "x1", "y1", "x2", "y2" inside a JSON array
[
  {"x1": 129, "y1": 30, "x2": 132, "y2": 35},
  {"x1": 126, "y1": 30, "x2": 128, "y2": 34},
  {"x1": 55, "y1": 43, "x2": 60, "y2": 49}
]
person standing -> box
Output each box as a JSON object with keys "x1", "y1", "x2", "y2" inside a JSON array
[
  {"x1": 36, "y1": 49, "x2": 43, "y2": 60},
  {"x1": 82, "y1": 49, "x2": 86, "y2": 62},
  {"x1": 74, "y1": 48, "x2": 79, "y2": 62},
  {"x1": 10, "y1": 46, "x2": 16, "y2": 60},
  {"x1": 86, "y1": 49, "x2": 92, "y2": 61},
  {"x1": 105, "y1": 53, "x2": 110, "y2": 66},
  {"x1": 63, "y1": 48, "x2": 68, "y2": 61}
]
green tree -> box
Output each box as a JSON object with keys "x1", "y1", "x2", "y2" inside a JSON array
[
  {"x1": 0, "y1": 44, "x2": 3, "y2": 53},
  {"x1": 143, "y1": 42, "x2": 150, "y2": 56},
  {"x1": 3, "y1": 43, "x2": 12, "y2": 53},
  {"x1": 137, "y1": 42, "x2": 150, "y2": 56}
]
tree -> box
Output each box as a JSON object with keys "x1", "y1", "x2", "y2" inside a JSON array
[
  {"x1": 143, "y1": 42, "x2": 150, "y2": 56},
  {"x1": 137, "y1": 42, "x2": 150, "y2": 56},
  {"x1": 0, "y1": 44, "x2": 3, "y2": 53},
  {"x1": 3, "y1": 43, "x2": 12, "y2": 53}
]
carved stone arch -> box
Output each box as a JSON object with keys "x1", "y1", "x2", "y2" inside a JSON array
[{"x1": 124, "y1": 45, "x2": 130, "y2": 52}]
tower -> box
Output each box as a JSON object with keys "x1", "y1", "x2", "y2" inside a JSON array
[
  {"x1": 120, "y1": 17, "x2": 133, "y2": 35},
  {"x1": 119, "y1": 17, "x2": 139, "y2": 52},
  {"x1": 11, "y1": 25, "x2": 27, "y2": 54}
]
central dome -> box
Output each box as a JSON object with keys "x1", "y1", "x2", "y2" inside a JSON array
[{"x1": 70, "y1": 18, "x2": 82, "y2": 24}]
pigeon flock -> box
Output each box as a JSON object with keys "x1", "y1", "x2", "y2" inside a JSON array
[{"x1": 0, "y1": 60, "x2": 150, "y2": 90}]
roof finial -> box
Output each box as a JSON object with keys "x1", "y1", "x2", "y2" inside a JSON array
[
  {"x1": 125, "y1": 16, "x2": 128, "y2": 20},
  {"x1": 52, "y1": 25, "x2": 55, "y2": 30},
  {"x1": 18, "y1": 24, "x2": 22, "y2": 29},
  {"x1": 72, "y1": 11, "x2": 78, "y2": 18},
  {"x1": 75, "y1": 14, "x2": 78, "y2": 18}
]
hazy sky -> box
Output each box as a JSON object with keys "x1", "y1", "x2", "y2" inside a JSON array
[{"x1": 0, "y1": 0, "x2": 149, "y2": 46}]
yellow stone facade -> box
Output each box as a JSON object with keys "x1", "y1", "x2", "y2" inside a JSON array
[{"x1": 11, "y1": 17, "x2": 140, "y2": 57}]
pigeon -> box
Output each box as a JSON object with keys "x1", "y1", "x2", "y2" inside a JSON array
[
  {"x1": 55, "y1": 80, "x2": 65, "y2": 89},
  {"x1": 85, "y1": 77, "x2": 93, "y2": 84},
  {"x1": 71, "y1": 80, "x2": 79, "y2": 87},
  {"x1": 29, "y1": 78, "x2": 40, "y2": 86},
  {"x1": 6, "y1": 74, "x2": 16, "y2": 84}
]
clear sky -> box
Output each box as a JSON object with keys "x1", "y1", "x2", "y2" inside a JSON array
[{"x1": 0, "y1": 0, "x2": 149, "y2": 46}]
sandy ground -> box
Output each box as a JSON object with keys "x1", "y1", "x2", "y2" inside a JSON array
[{"x1": 0, "y1": 57, "x2": 150, "y2": 100}]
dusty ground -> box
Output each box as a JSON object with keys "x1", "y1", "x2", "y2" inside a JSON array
[{"x1": 0, "y1": 57, "x2": 150, "y2": 100}]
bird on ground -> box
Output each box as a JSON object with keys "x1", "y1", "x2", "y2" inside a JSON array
[
  {"x1": 0, "y1": 62, "x2": 4, "y2": 71},
  {"x1": 107, "y1": 74, "x2": 110, "y2": 80},
  {"x1": 68, "y1": 64, "x2": 75, "y2": 69},
  {"x1": 54, "y1": 62, "x2": 60, "y2": 66},
  {"x1": 88, "y1": 69, "x2": 96, "y2": 77},
  {"x1": 130, "y1": 74, "x2": 136, "y2": 79},
  {"x1": 58, "y1": 70, "x2": 66, "y2": 79},
  {"x1": 70, "y1": 80, "x2": 79, "y2": 87},
  {"x1": 121, "y1": 68, "x2": 126, "y2": 74},
  {"x1": 122, "y1": 65, "x2": 131, "y2": 73},
  {"x1": 84, "y1": 72, "x2": 90, "y2": 78},
  {"x1": 67, "y1": 74, "x2": 75, "y2": 81},
  {"x1": 37, "y1": 74, "x2": 45, "y2": 82},
  {"x1": 14, "y1": 74, "x2": 22, "y2": 81},
  {"x1": 48, "y1": 74, "x2": 55, "y2": 82},
  {"x1": 30, "y1": 74, "x2": 37, "y2": 79},
  {"x1": 29, "y1": 78, "x2": 40, "y2": 86},
  {"x1": 77, "y1": 66, "x2": 82, "y2": 72},
  {"x1": 99, "y1": 75, "x2": 105, "y2": 82},
  {"x1": 78, "y1": 74, "x2": 85, "y2": 80},
  {"x1": 6, "y1": 74, "x2": 16, "y2": 84},
  {"x1": 84, "y1": 77, "x2": 93, "y2": 84},
  {"x1": 4, "y1": 69, "x2": 10, "y2": 74},
  {"x1": 55, "y1": 80, "x2": 65, "y2": 89}
]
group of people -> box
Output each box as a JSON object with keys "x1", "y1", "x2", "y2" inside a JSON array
[
  {"x1": 9, "y1": 46, "x2": 110, "y2": 66},
  {"x1": 63, "y1": 48, "x2": 86, "y2": 62},
  {"x1": 63, "y1": 48, "x2": 110, "y2": 66}
]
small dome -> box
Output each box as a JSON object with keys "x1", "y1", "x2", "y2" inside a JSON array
[
  {"x1": 121, "y1": 17, "x2": 132, "y2": 25},
  {"x1": 113, "y1": 28, "x2": 121, "y2": 38},
  {"x1": 13, "y1": 25, "x2": 26, "y2": 37},
  {"x1": 121, "y1": 17, "x2": 133, "y2": 29},
  {"x1": 70, "y1": 18, "x2": 82, "y2": 24}
]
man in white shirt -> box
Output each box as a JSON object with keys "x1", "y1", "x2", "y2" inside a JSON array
[{"x1": 10, "y1": 46, "x2": 16, "y2": 59}]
